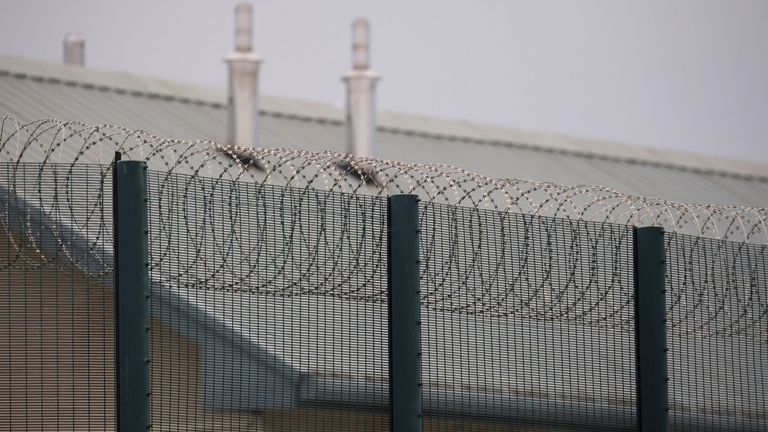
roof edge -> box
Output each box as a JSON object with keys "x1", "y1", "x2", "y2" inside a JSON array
[
  {"x1": 0, "y1": 53, "x2": 225, "y2": 107},
  {"x1": 377, "y1": 111, "x2": 768, "y2": 181},
  {"x1": 2, "y1": 52, "x2": 766, "y2": 180}
]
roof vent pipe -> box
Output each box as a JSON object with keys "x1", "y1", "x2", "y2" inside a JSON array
[
  {"x1": 63, "y1": 33, "x2": 85, "y2": 67},
  {"x1": 343, "y1": 18, "x2": 380, "y2": 158},
  {"x1": 226, "y1": 3, "x2": 262, "y2": 149}
]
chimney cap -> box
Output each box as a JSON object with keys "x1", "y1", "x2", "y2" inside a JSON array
[
  {"x1": 351, "y1": 18, "x2": 370, "y2": 70},
  {"x1": 234, "y1": 3, "x2": 253, "y2": 52},
  {"x1": 64, "y1": 32, "x2": 85, "y2": 43},
  {"x1": 227, "y1": 3, "x2": 261, "y2": 63}
]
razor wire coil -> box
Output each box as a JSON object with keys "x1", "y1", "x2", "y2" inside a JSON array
[{"x1": 1, "y1": 116, "x2": 766, "y2": 336}]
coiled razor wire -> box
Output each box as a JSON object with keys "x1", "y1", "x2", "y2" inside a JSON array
[{"x1": 0, "y1": 116, "x2": 766, "y2": 335}]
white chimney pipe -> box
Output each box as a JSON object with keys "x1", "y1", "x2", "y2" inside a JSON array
[
  {"x1": 226, "y1": 3, "x2": 262, "y2": 148},
  {"x1": 343, "y1": 18, "x2": 380, "y2": 158},
  {"x1": 63, "y1": 33, "x2": 85, "y2": 67}
]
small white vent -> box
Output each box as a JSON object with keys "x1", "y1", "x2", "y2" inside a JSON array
[{"x1": 63, "y1": 33, "x2": 85, "y2": 67}]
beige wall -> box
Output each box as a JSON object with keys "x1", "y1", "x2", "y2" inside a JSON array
[
  {"x1": 0, "y1": 233, "x2": 568, "y2": 432},
  {"x1": 0, "y1": 233, "x2": 261, "y2": 431},
  {"x1": 0, "y1": 233, "x2": 116, "y2": 431},
  {"x1": 262, "y1": 409, "x2": 569, "y2": 431}
]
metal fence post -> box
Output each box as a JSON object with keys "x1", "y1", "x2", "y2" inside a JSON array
[
  {"x1": 114, "y1": 160, "x2": 151, "y2": 431},
  {"x1": 634, "y1": 226, "x2": 669, "y2": 432},
  {"x1": 388, "y1": 194, "x2": 423, "y2": 432}
]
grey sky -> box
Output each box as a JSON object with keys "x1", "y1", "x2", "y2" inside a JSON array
[{"x1": 1, "y1": 0, "x2": 766, "y2": 163}]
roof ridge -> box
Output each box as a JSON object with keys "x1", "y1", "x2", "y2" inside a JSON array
[
  {"x1": 0, "y1": 53, "x2": 225, "y2": 107},
  {"x1": 1, "y1": 52, "x2": 766, "y2": 180}
]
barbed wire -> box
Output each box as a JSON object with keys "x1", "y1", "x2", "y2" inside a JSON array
[
  {"x1": 2, "y1": 117, "x2": 765, "y2": 244},
  {"x1": 0, "y1": 117, "x2": 765, "y2": 335}
]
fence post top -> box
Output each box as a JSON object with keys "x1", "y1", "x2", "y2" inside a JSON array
[
  {"x1": 636, "y1": 226, "x2": 665, "y2": 234},
  {"x1": 388, "y1": 194, "x2": 419, "y2": 202},
  {"x1": 116, "y1": 160, "x2": 147, "y2": 169}
]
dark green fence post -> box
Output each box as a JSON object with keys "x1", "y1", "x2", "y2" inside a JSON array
[
  {"x1": 114, "y1": 160, "x2": 151, "y2": 431},
  {"x1": 388, "y1": 194, "x2": 423, "y2": 432},
  {"x1": 634, "y1": 226, "x2": 669, "y2": 432}
]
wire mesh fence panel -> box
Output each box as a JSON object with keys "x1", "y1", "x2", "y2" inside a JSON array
[
  {"x1": 1, "y1": 150, "x2": 767, "y2": 432},
  {"x1": 145, "y1": 169, "x2": 390, "y2": 431},
  {"x1": 419, "y1": 202, "x2": 637, "y2": 431},
  {"x1": 666, "y1": 233, "x2": 767, "y2": 432},
  {"x1": 0, "y1": 162, "x2": 115, "y2": 431}
]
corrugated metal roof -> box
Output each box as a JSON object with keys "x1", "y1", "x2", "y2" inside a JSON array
[{"x1": 1, "y1": 53, "x2": 767, "y2": 207}]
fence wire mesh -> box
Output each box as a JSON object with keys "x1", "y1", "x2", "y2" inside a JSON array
[
  {"x1": 2, "y1": 116, "x2": 768, "y2": 432},
  {"x1": 0, "y1": 162, "x2": 115, "y2": 431},
  {"x1": 665, "y1": 233, "x2": 767, "y2": 432},
  {"x1": 145, "y1": 169, "x2": 390, "y2": 431},
  {"x1": 420, "y1": 203, "x2": 637, "y2": 431}
]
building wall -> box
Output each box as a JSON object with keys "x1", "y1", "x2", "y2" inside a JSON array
[
  {"x1": 0, "y1": 232, "x2": 580, "y2": 432},
  {"x1": 0, "y1": 232, "x2": 262, "y2": 431},
  {"x1": 151, "y1": 320, "x2": 264, "y2": 431},
  {"x1": 261, "y1": 408, "x2": 570, "y2": 431}
]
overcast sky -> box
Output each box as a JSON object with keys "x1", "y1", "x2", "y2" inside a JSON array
[{"x1": 1, "y1": 0, "x2": 766, "y2": 163}]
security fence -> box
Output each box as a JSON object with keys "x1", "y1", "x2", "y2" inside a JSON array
[
  {"x1": 419, "y1": 203, "x2": 639, "y2": 431},
  {"x1": 0, "y1": 162, "x2": 116, "y2": 431},
  {"x1": 0, "y1": 117, "x2": 766, "y2": 431},
  {"x1": 665, "y1": 233, "x2": 767, "y2": 431},
  {"x1": 144, "y1": 166, "x2": 390, "y2": 431}
]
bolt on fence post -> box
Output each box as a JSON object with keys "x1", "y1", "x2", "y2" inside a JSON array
[
  {"x1": 634, "y1": 226, "x2": 669, "y2": 432},
  {"x1": 114, "y1": 160, "x2": 151, "y2": 431},
  {"x1": 388, "y1": 194, "x2": 423, "y2": 432}
]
